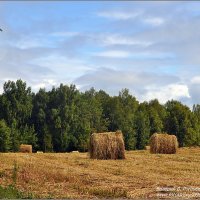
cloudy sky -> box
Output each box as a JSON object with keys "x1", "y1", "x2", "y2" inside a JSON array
[{"x1": 1, "y1": 1, "x2": 200, "y2": 106}]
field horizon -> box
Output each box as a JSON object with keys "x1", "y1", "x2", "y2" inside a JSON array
[{"x1": 0, "y1": 147, "x2": 199, "y2": 199}]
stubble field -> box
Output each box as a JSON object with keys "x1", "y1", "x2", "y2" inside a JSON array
[{"x1": 0, "y1": 147, "x2": 200, "y2": 199}]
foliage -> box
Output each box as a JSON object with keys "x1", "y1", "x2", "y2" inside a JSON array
[
  {"x1": 0, "y1": 185, "x2": 22, "y2": 199},
  {"x1": 0, "y1": 79, "x2": 199, "y2": 152},
  {"x1": 0, "y1": 120, "x2": 11, "y2": 152},
  {"x1": 135, "y1": 104, "x2": 150, "y2": 149}
]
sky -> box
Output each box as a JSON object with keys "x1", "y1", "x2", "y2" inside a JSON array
[{"x1": 1, "y1": 1, "x2": 200, "y2": 106}]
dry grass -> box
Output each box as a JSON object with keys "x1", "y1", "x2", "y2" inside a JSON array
[
  {"x1": 0, "y1": 148, "x2": 199, "y2": 198},
  {"x1": 89, "y1": 131, "x2": 125, "y2": 160}
]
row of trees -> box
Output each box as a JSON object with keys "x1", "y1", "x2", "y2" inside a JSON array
[{"x1": 0, "y1": 79, "x2": 199, "y2": 152}]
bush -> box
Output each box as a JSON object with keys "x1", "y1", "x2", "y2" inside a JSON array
[{"x1": 0, "y1": 185, "x2": 23, "y2": 199}]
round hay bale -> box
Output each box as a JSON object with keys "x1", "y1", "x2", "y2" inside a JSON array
[
  {"x1": 150, "y1": 133, "x2": 178, "y2": 154},
  {"x1": 71, "y1": 151, "x2": 79, "y2": 153},
  {"x1": 19, "y1": 144, "x2": 32, "y2": 153},
  {"x1": 145, "y1": 146, "x2": 150, "y2": 150},
  {"x1": 89, "y1": 130, "x2": 125, "y2": 160},
  {"x1": 36, "y1": 151, "x2": 43, "y2": 153}
]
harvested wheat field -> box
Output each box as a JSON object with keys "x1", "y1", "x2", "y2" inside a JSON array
[{"x1": 0, "y1": 148, "x2": 200, "y2": 199}]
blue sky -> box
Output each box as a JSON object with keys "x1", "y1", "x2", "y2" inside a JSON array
[{"x1": 1, "y1": 1, "x2": 200, "y2": 106}]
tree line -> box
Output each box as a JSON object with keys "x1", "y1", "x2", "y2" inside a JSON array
[{"x1": 0, "y1": 79, "x2": 199, "y2": 152}]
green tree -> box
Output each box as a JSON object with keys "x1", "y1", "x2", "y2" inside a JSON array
[
  {"x1": 0, "y1": 78, "x2": 200, "y2": 152},
  {"x1": 1, "y1": 80, "x2": 33, "y2": 127},
  {"x1": 0, "y1": 120, "x2": 11, "y2": 152},
  {"x1": 0, "y1": 80, "x2": 35, "y2": 151},
  {"x1": 48, "y1": 84, "x2": 82, "y2": 152},
  {"x1": 189, "y1": 105, "x2": 200, "y2": 146},
  {"x1": 83, "y1": 88, "x2": 108, "y2": 133},
  {"x1": 135, "y1": 103, "x2": 150, "y2": 149},
  {"x1": 32, "y1": 89, "x2": 52, "y2": 152},
  {"x1": 10, "y1": 120, "x2": 20, "y2": 152},
  {"x1": 106, "y1": 89, "x2": 138, "y2": 150},
  {"x1": 165, "y1": 100, "x2": 193, "y2": 147},
  {"x1": 148, "y1": 99, "x2": 165, "y2": 135}
]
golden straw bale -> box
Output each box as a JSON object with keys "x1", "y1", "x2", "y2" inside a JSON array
[
  {"x1": 89, "y1": 130, "x2": 125, "y2": 160},
  {"x1": 19, "y1": 144, "x2": 32, "y2": 153},
  {"x1": 150, "y1": 133, "x2": 178, "y2": 154},
  {"x1": 145, "y1": 146, "x2": 150, "y2": 150},
  {"x1": 36, "y1": 151, "x2": 43, "y2": 153}
]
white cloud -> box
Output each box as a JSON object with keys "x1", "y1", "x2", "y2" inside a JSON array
[
  {"x1": 143, "y1": 84, "x2": 190, "y2": 104},
  {"x1": 188, "y1": 76, "x2": 200, "y2": 105},
  {"x1": 50, "y1": 31, "x2": 79, "y2": 37},
  {"x1": 1, "y1": 1, "x2": 200, "y2": 106},
  {"x1": 191, "y1": 76, "x2": 200, "y2": 84},
  {"x1": 97, "y1": 10, "x2": 164, "y2": 26},
  {"x1": 93, "y1": 50, "x2": 131, "y2": 58},
  {"x1": 13, "y1": 36, "x2": 54, "y2": 49},
  {"x1": 75, "y1": 68, "x2": 185, "y2": 104},
  {"x1": 144, "y1": 17, "x2": 165, "y2": 26},
  {"x1": 31, "y1": 55, "x2": 93, "y2": 80},
  {"x1": 31, "y1": 79, "x2": 57, "y2": 91},
  {"x1": 75, "y1": 67, "x2": 192, "y2": 104},
  {"x1": 100, "y1": 34, "x2": 152, "y2": 47},
  {"x1": 15, "y1": 39, "x2": 42, "y2": 49},
  {"x1": 97, "y1": 11, "x2": 141, "y2": 20},
  {"x1": 93, "y1": 50, "x2": 174, "y2": 60},
  {"x1": 31, "y1": 83, "x2": 46, "y2": 90}
]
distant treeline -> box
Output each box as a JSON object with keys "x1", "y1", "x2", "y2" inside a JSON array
[{"x1": 0, "y1": 79, "x2": 199, "y2": 152}]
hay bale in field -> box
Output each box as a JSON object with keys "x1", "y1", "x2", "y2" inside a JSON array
[
  {"x1": 36, "y1": 151, "x2": 43, "y2": 153},
  {"x1": 19, "y1": 144, "x2": 32, "y2": 153},
  {"x1": 150, "y1": 133, "x2": 178, "y2": 154},
  {"x1": 145, "y1": 146, "x2": 150, "y2": 150},
  {"x1": 71, "y1": 151, "x2": 79, "y2": 153},
  {"x1": 89, "y1": 130, "x2": 125, "y2": 160}
]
